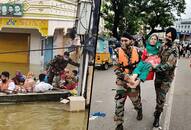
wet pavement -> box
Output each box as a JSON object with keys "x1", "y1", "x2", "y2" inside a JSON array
[
  {"x1": 169, "y1": 58, "x2": 191, "y2": 130},
  {"x1": 89, "y1": 68, "x2": 157, "y2": 130},
  {"x1": 88, "y1": 58, "x2": 190, "y2": 130}
]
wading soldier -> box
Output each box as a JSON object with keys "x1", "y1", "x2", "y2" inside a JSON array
[
  {"x1": 113, "y1": 32, "x2": 143, "y2": 130},
  {"x1": 153, "y1": 27, "x2": 178, "y2": 127},
  {"x1": 46, "y1": 52, "x2": 79, "y2": 85}
]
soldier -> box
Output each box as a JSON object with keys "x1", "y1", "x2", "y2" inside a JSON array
[
  {"x1": 153, "y1": 27, "x2": 178, "y2": 127},
  {"x1": 46, "y1": 52, "x2": 79, "y2": 85},
  {"x1": 113, "y1": 32, "x2": 142, "y2": 130}
]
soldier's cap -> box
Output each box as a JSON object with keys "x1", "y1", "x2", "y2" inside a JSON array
[
  {"x1": 166, "y1": 27, "x2": 177, "y2": 42},
  {"x1": 121, "y1": 32, "x2": 135, "y2": 40}
]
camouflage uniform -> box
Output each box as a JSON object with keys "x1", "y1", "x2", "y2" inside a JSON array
[
  {"x1": 46, "y1": 55, "x2": 79, "y2": 85},
  {"x1": 154, "y1": 43, "x2": 178, "y2": 113},
  {"x1": 113, "y1": 47, "x2": 142, "y2": 125}
]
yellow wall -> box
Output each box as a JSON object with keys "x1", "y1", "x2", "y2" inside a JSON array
[{"x1": 0, "y1": 33, "x2": 29, "y2": 63}]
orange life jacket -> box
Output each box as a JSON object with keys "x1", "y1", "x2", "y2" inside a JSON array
[{"x1": 118, "y1": 47, "x2": 139, "y2": 74}]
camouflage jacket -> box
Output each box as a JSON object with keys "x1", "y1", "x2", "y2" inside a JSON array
[
  {"x1": 46, "y1": 55, "x2": 80, "y2": 75},
  {"x1": 113, "y1": 47, "x2": 140, "y2": 80},
  {"x1": 154, "y1": 43, "x2": 178, "y2": 82}
]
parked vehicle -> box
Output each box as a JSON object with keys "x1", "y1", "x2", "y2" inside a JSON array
[{"x1": 95, "y1": 37, "x2": 113, "y2": 70}]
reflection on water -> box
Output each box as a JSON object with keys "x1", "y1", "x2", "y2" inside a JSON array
[{"x1": 0, "y1": 102, "x2": 88, "y2": 130}]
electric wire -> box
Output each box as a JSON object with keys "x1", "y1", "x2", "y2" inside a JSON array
[{"x1": 0, "y1": 44, "x2": 95, "y2": 55}]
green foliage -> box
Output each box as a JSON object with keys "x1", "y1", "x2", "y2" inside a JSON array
[{"x1": 101, "y1": 0, "x2": 186, "y2": 37}]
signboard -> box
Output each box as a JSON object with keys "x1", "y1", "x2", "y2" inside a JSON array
[
  {"x1": 0, "y1": 18, "x2": 48, "y2": 36},
  {"x1": 0, "y1": 4, "x2": 23, "y2": 17}
]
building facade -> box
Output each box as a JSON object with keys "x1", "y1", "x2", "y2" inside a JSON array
[
  {"x1": 174, "y1": 18, "x2": 191, "y2": 42},
  {"x1": 0, "y1": 0, "x2": 78, "y2": 74},
  {"x1": 175, "y1": 18, "x2": 191, "y2": 34}
]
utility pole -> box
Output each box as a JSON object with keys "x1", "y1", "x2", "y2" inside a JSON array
[
  {"x1": 81, "y1": 0, "x2": 101, "y2": 105},
  {"x1": 75, "y1": 0, "x2": 80, "y2": 29},
  {"x1": 76, "y1": 0, "x2": 92, "y2": 98},
  {"x1": 75, "y1": 0, "x2": 101, "y2": 105},
  {"x1": 92, "y1": 0, "x2": 101, "y2": 36},
  {"x1": 80, "y1": 0, "x2": 93, "y2": 99}
]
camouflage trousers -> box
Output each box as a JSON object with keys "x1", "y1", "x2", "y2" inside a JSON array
[
  {"x1": 114, "y1": 79, "x2": 142, "y2": 125},
  {"x1": 154, "y1": 80, "x2": 171, "y2": 113}
]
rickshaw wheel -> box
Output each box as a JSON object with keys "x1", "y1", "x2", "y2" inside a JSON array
[{"x1": 103, "y1": 63, "x2": 109, "y2": 70}]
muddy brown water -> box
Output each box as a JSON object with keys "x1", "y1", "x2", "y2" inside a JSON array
[
  {"x1": 0, "y1": 63, "x2": 88, "y2": 130},
  {"x1": 0, "y1": 102, "x2": 88, "y2": 130}
]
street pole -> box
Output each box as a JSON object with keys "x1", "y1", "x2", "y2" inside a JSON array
[
  {"x1": 82, "y1": 0, "x2": 101, "y2": 105},
  {"x1": 77, "y1": 0, "x2": 93, "y2": 97},
  {"x1": 92, "y1": 0, "x2": 101, "y2": 36},
  {"x1": 81, "y1": 0, "x2": 93, "y2": 98},
  {"x1": 75, "y1": 0, "x2": 80, "y2": 28},
  {"x1": 76, "y1": 0, "x2": 83, "y2": 96},
  {"x1": 77, "y1": 0, "x2": 101, "y2": 104}
]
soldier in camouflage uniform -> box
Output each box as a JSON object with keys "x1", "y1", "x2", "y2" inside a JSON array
[
  {"x1": 46, "y1": 52, "x2": 79, "y2": 86},
  {"x1": 153, "y1": 27, "x2": 178, "y2": 127},
  {"x1": 113, "y1": 33, "x2": 143, "y2": 130}
]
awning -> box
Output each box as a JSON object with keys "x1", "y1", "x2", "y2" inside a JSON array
[{"x1": 0, "y1": 18, "x2": 48, "y2": 36}]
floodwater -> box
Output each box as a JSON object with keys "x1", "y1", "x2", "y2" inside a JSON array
[
  {"x1": 0, "y1": 63, "x2": 88, "y2": 130},
  {"x1": 0, "y1": 102, "x2": 88, "y2": 130}
]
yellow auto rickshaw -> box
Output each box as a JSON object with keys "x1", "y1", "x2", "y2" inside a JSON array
[{"x1": 95, "y1": 37, "x2": 113, "y2": 70}]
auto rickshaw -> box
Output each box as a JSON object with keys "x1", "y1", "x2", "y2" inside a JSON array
[{"x1": 95, "y1": 37, "x2": 112, "y2": 70}]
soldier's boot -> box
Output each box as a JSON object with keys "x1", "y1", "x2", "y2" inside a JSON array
[
  {"x1": 153, "y1": 111, "x2": 161, "y2": 127},
  {"x1": 115, "y1": 124, "x2": 123, "y2": 130},
  {"x1": 136, "y1": 108, "x2": 143, "y2": 120}
]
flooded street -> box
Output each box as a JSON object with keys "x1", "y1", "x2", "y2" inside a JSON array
[
  {"x1": 0, "y1": 60, "x2": 88, "y2": 130},
  {"x1": 0, "y1": 102, "x2": 88, "y2": 130},
  {"x1": 0, "y1": 0, "x2": 95, "y2": 129},
  {"x1": 0, "y1": 63, "x2": 88, "y2": 130}
]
